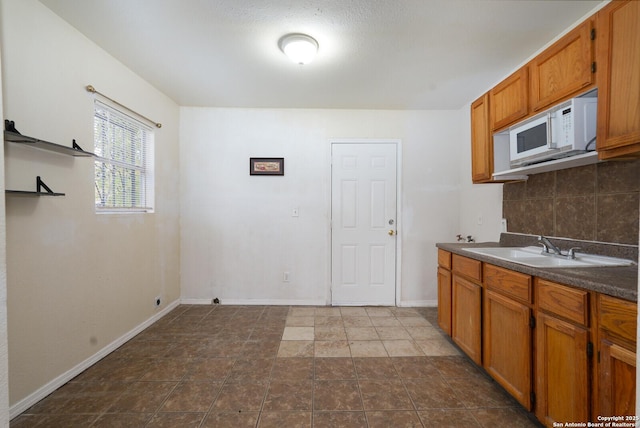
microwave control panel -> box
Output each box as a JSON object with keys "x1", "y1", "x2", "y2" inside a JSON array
[{"x1": 560, "y1": 107, "x2": 573, "y2": 144}]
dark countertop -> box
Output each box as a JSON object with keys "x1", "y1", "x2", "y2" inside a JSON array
[{"x1": 436, "y1": 238, "x2": 639, "y2": 302}]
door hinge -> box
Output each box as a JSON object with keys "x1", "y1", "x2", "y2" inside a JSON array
[
  {"x1": 591, "y1": 28, "x2": 596, "y2": 40},
  {"x1": 597, "y1": 350, "x2": 600, "y2": 363},
  {"x1": 529, "y1": 315, "x2": 536, "y2": 329},
  {"x1": 530, "y1": 392, "x2": 536, "y2": 408},
  {"x1": 587, "y1": 342, "x2": 594, "y2": 359},
  {"x1": 592, "y1": 62, "x2": 597, "y2": 73}
]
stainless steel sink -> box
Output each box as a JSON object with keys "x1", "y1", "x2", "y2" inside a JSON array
[{"x1": 464, "y1": 246, "x2": 635, "y2": 268}]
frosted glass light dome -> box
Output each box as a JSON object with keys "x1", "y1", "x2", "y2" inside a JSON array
[{"x1": 279, "y1": 33, "x2": 318, "y2": 65}]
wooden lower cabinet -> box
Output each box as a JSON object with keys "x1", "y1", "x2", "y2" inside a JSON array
[
  {"x1": 535, "y1": 311, "x2": 590, "y2": 426},
  {"x1": 599, "y1": 340, "x2": 636, "y2": 416},
  {"x1": 483, "y1": 289, "x2": 532, "y2": 410},
  {"x1": 452, "y1": 274, "x2": 482, "y2": 365},
  {"x1": 436, "y1": 249, "x2": 637, "y2": 427},
  {"x1": 597, "y1": 294, "x2": 637, "y2": 417},
  {"x1": 437, "y1": 266, "x2": 452, "y2": 335},
  {"x1": 437, "y1": 249, "x2": 453, "y2": 335}
]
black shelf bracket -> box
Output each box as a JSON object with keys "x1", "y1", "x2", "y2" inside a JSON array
[
  {"x1": 72, "y1": 139, "x2": 84, "y2": 151},
  {"x1": 4, "y1": 119, "x2": 20, "y2": 134},
  {"x1": 36, "y1": 176, "x2": 56, "y2": 194},
  {"x1": 5, "y1": 176, "x2": 65, "y2": 197},
  {"x1": 4, "y1": 120, "x2": 95, "y2": 157}
]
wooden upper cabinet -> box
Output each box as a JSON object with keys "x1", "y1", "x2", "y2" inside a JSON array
[
  {"x1": 470, "y1": 93, "x2": 493, "y2": 183},
  {"x1": 490, "y1": 68, "x2": 529, "y2": 131},
  {"x1": 530, "y1": 19, "x2": 595, "y2": 112},
  {"x1": 596, "y1": 0, "x2": 640, "y2": 159}
]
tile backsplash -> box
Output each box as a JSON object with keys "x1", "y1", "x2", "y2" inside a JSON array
[{"x1": 503, "y1": 159, "x2": 639, "y2": 245}]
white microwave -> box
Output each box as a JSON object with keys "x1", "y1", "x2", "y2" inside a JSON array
[{"x1": 509, "y1": 96, "x2": 597, "y2": 167}]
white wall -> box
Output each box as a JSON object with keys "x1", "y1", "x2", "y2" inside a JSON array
[
  {"x1": 180, "y1": 107, "x2": 464, "y2": 306},
  {"x1": 0, "y1": 0, "x2": 181, "y2": 409},
  {"x1": 0, "y1": 39, "x2": 10, "y2": 426}
]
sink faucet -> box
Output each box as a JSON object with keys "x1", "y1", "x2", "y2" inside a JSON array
[{"x1": 538, "y1": 236, "x2": 562, "y2": 255}]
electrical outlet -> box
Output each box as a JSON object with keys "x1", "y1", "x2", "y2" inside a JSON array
[
  {"x1": 283, "y1": 271, "x2": 290, "y2": 282},
  {"x1": 477, "y1": 214, "x2": 483, "y2": 225},
  {"x1": 154, "y1": 296, "x2": 162, "y2": 307},
  {"x1": 292, "y1": 208, "x2": 299, "y2": 217}
]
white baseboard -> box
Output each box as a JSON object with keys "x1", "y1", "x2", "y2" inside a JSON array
[
  {"x1": 207, "y1": 298, "x2": 326, "y2": 306},
  {"x1": 180, "y1": 298, "x2": 438, "y2": 307},
  {"x1": 398, "y1": 299, "x2": 438, "y2": 307},
  {"x1": 180, "y1": 298, "x2": 215, "y2": 305},
  {"x1": 9, "y1": 299, "x2": 180, "y2": 420}
]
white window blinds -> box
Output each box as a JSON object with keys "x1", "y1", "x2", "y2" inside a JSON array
[{"x1": 93, "y1": 100, "x2": 154, "y2": 212}]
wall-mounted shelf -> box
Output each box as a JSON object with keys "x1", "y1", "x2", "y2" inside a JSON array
[
  {"x1": 492, "y1": 152, "x2": 600, "y2": 181},
  {"x1": 4, "y1": 129, "x2": 94, "y2": 157},
  {"x1": 4, "y1": 121, "x2": 94, "y2": 198},
  {"x1": 5, "y1": 176, "x2": 65, "y2": 197},
  {"x1": 6, "y1": 190, "x2": 65, "y2": 197}
]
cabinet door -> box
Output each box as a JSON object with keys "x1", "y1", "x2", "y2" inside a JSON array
[
  {"x1": 483, "y1": 290, "x2": 532, "y2": 410},
  {"x1": 452, "y1": 274, "x2": 482, "y2": 364},
  {"x1": 470, "y1": 93, "x2": 493, "y2": 183},
  {"x1": 437, "y1": 267, "x2": 452, "y2": 336},
  {"x1": 530, "y1": 20, "x2": 595, "y2": 112},
  {"x1": 596, "y1": 0, "x2": 640, "y2": 158},
  {"x1": 599, "y1": 340, "x2": 636, "y2": 417},
  {"x1": 490, "y1": 67, "x2": 528, "y2": 131},
  {"x1": 536, "y1": 312, "x2": 590, "y2": 426}
]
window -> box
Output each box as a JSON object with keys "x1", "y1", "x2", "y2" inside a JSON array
[{"x1": 93, "y1": 101, "x2": 154, "y2": 212}]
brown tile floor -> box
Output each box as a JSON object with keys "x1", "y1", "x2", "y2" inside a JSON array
[{"x1": 11, "y1": 305, "x2": 542, "y2": 427}]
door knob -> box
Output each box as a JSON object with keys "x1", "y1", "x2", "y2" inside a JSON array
[{"x1": 388, "y1": 230, "x2": 396, "y2": 236}]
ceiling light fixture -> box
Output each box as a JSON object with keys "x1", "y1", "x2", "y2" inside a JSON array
[{"x1": 279, "y1": 33, "x2": 318, "y2": 65}]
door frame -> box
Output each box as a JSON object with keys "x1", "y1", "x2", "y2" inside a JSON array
[{"x1": 328, "y1": 139, "x2": 403, "y2": 306}]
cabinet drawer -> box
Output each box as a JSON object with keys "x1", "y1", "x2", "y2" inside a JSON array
[
  {"x1": 438, "y1": 249, "x2": 452, "y2": 270},
  {"x1": 452, "y1": 254, "x2": 482, "y2": 282},
  {"x1": 537, "y1": 279, "x2": 589, "y2": 326},
  {"x1": 484, "y1": 264, "x2": 532, "y2": 304},
  {"x1": 599, "y1": 294, "x2": 637, "y2": 343}
]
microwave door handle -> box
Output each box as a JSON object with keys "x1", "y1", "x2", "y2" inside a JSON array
[{"x1": 546, "y1": 113, "x2": 554, "y2": 149}]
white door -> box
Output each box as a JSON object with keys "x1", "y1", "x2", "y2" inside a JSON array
[{"x1": 331, "y1": 142, "x2": 397, "y2": 306}]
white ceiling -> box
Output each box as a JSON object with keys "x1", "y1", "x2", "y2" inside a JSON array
[{"x1": 40, "y1": 0, "x2": 602, "y2": 110}]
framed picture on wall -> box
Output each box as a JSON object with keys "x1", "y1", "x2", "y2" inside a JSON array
[{"x1": 250, "y1": 157, "x2": 284, "y2": 176}]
